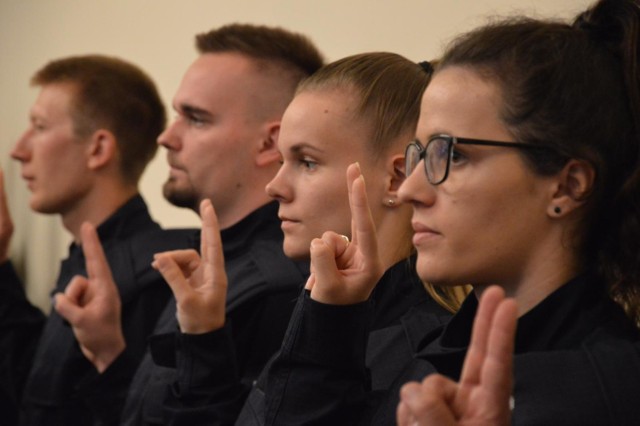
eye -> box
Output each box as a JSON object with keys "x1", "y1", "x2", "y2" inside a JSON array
[
  {"x1": 299, "y1": 156, "x2": 318, "y2": 171},
  {"x1": 31, "y1": 120, "x2": 46, "y2": 132},
  {"x1": 450, "y1": 147, "x2": 467, "y2": 165},
  {"x1": 186, "y1": 115, "x2": 207, "y2": 128}
]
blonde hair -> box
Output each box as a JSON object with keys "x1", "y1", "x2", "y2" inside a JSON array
[{"x1": 425, "y1": 284, "x2": 472, "y2": 313}]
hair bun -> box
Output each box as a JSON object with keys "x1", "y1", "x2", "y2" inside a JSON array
[{"x1": 418, "y1": 61, "x2": 433, "y2": 74}]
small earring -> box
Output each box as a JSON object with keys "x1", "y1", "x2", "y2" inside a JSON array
[
  {"x1": 553, "y1": 206, "x2": 562, "y2": 214},
  {"x1": 385, "y1": 199, "x2": 396, "y2": 207}
]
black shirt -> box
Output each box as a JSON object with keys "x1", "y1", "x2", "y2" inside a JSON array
[
  {"x1": 0, "y1": 195, "x2": 195, "y2": 426},
  {"x1": 118, "y1": 201, "x2": 309, "y2": 425},
  {"x1": 236, "y1": 256, "x2": 450, "y2": 426},
  {"x1": 249, "y1": 272, "x2": 640, "y2": 425}
]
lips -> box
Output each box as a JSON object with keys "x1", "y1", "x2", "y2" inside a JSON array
[
  {"x1": 411, "y1": 221, "x2": 441, "y2": 245},
  {"x1": 278, "y1": 215, "x2": 300, "y2": 231}
]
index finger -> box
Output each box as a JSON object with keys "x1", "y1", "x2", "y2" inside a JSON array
[
  {"x1": 199, "y1": 199, "x2": 227, "y2": 291},
  {"x1": 480, "y1": 297, "x2": 517, "y2": 405},
  {"x1": 459, "y1": 286, "x2": 505, "y2": 387},
  {"x1": 80, "y1": 222, "x2": 114, "y2": 283},
  {"x1": 346, "y1": 163, "x2": 379, "y2": 264}
]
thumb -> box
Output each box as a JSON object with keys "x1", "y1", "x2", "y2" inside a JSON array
[
  {"x1": 304, "y1": 272, "x2": 316, "y2": 291},
  {"x1": 54, "y1": 292, "x2": 84, "y2": 325},
  {"x1": 308, "y1": 238, "x2": 341, "y2": 301}
]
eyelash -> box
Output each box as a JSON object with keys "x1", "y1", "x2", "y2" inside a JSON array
[
  {"x1": 299, "y1": 157, "x2": 318, "y2": 170},
  {"x1": 186, "y1": 115, "x2": 207, "y2": 127},
  {"x1": 450, "y1": 147, "x2": 467, "y2": 165}
]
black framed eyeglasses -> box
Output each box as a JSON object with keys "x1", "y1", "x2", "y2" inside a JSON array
[{"x1": 405, "y1": 134, "x2": 549, "y2": 185}]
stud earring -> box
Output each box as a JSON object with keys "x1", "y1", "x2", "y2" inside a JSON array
[
  {"x1": 553, "y1": 206, "x2": 562, "y2": 214},
  {"x1": 385, "y1": 199, "x2": 396, "y2": 207}
]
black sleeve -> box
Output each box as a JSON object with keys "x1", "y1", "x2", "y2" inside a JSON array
[
  {"x1": 161, "y1": 326, "x2": 248, "y2": 426},
  {"x1": 0, "y1": 260, "x2": 45, "y2": 422},
  {"x1": 76, "y1": 280, "x2": 172, "y2": 426},
  {"x1": 75, "y1": 348, "x2": 140, "y2": 426},
  {"x1": 257, "y1": 291, "x2": 374, "y2": 426},
  {"x1": 161, "y1": 289, "x2": 300, "y2": 426}
]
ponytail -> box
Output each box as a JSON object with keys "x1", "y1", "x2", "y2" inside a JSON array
[{"x1": 574, "y1": 0, "x2": 640, "y2": 325}]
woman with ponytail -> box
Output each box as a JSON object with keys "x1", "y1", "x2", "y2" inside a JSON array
[
  {"x1": 251, "y1": 0, "x2": 640, "y2": 424},
  {"x1": 394, "y1": 0, "x2": 640, "y2": 423}
]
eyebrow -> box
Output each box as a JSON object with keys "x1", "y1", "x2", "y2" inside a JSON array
[
  {"x1": 176, "y1": 103, "x2": 212, "y2": 119},
  {"x1": 288, "y1": 142, "x2": 325, "y2": 154}
]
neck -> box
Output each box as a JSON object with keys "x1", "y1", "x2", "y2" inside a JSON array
[
  {"x1": 473, "y1": 234, "x2": 581, "y2": 317},
  {"x1": 206, "y1": 174, "x2": 275, "y2": 230},
  {"x1": 62, "y1": 183, "x2": 138, "y2": 243}
]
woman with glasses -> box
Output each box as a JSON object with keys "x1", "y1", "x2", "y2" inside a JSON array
[
  {"x1": 152, "y1": 52, "x2": 461, "y2": 424},
  {"x1": 249, "y1": 0, "x2": 640, "y2": 424}
]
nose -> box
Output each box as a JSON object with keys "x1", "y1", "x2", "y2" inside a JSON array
[
  {"x1": 265, "y1": 164, "x2": 292, "y2": 203},
  {"x1": 11, "y1": 129, "x2": 32, "y2": 163},
  {"x1": 157, "y1": 118, "x2": 182, "y2": 150},
  {"x1": 398, "y1": 159, "x2": 436, "y2": 207}
]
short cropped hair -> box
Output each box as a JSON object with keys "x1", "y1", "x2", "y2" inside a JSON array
[
  {"x1": 32, "y1": 55, "x2": 166, "y2": 184},
  {"x1": 195, "y1": 24, "x2": 324, "y2": 117}
]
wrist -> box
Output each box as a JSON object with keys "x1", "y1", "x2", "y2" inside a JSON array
[
  {"x1": 177, "y1": 315, "x2": 225, "y2": 334},
  {"x1": 85, "y1": 339, "x2": 126, "y2": 373}
]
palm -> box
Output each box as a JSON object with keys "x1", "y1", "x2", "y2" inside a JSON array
[
  {"x1": 153, "y1": 199, "x2": 227, "y2": 334},
  {"x1": 397, "y1": 287, "x2": 517, "y2": 426},
  {"x1": 306, "y1": 163, "x2": 384, "y2": 306}
]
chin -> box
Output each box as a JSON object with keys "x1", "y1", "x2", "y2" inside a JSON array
[
  {"x1": 415, "y1": 257, "x2": 452, "y2": 286},
  {"x1": 283, "y1": 240, "x2": 311, "y2": 261},
  {"x1": 29, "y1": 197, "x2": 55, "y2": 215},
  {"x1": 163, "y1": 184, "x2": 198, "y2": 210}
]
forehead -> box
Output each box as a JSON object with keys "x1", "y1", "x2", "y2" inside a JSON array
[
  {"x1": 417, "y1": 66, "x2": 507, "y2": 140},
  {"x1": 173, "y1": 53, "x2": 257, "y2": 111},
  {"x1": 31, "y1": 82, "x2": 77, "y2": 120},
  {"x1": 279, "y1": 89, "x2": 370, "y2": 153}
]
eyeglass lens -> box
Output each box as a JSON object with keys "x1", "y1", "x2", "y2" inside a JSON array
[{"x1": 425, "y1": 137, "x2": 451, "y2": 184}]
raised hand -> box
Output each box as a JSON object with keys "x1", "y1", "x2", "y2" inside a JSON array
[
  {"x1": 0, "y1": 168, "x2": 15, "y2": 264},
  {"x1": 397, "y1": 286, "x2": 518, "y2": 426},
  {"x1": 305, "y1": 162, "x2": 385, "y2": 305},
  {"x1": 54, "y1": 222, "x2": 125, "y2": 373},
  {"x1": 152, "y1": 199, "x2": 227, "y2": 334}
]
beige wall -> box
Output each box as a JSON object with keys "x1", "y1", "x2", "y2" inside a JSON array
[{"x1": 0, "y1": 0, "x2": 589, "y2": 310}]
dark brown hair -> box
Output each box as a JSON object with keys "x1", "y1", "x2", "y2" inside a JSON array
[
  {"x1": 196, "y1": 23, "x2": 324, "y2": 104},
  {"x1": 438, "y1": 0, "x2": 640, "y2": 323},
  {"x1": 32, "y1": 55, "x2": 165, "y2": 184}
]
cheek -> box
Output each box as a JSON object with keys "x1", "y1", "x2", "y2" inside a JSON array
[{"x1": 311, "y1": 185, "x2": 351, "y2": 233}]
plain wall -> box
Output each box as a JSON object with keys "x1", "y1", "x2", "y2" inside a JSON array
[{"x1": 0, "y1": 0, "x2": 590, "y2": 310}]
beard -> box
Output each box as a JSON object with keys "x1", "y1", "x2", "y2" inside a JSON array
[{"x1": 162, "y1": 178, "x2": 199, "y2": 212}]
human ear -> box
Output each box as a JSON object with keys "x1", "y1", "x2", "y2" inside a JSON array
[
  {"x1": 381, "y1": 154, "x2": 406, "y2": 207},
  {"x1": 255, "y1": 121, "x2": 281, "y2": 167},
  {"x1": 86, "y1": 129, "x2": 117, "y2": 170},
  {"x1": 547, "y1": 159, "x2": 595, "y2": 217}
]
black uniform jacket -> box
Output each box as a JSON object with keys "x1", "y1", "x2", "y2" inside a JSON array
[
  {"x1": 117, "y1": 201, "x2": 310, "y2": 425},
  {"x1": 236, "y1": 256, "x2": 452, "y2": 426},
  {"x1": 239, "y1": 272, "x2": 640, "y2": 425},
  {"x1": 0, "y1": 195, "x2": 196, "y2": 426}
]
